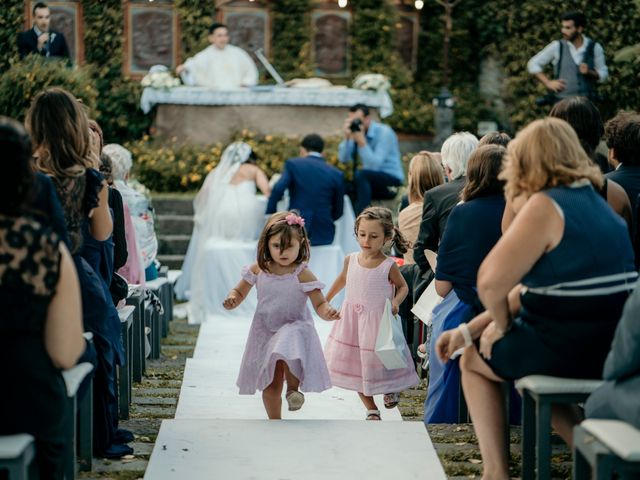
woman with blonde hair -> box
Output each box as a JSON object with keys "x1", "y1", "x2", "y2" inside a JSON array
[
  {"x1": 399, "y1": 151, "x2": 444, "y2": 264},
  {"x1": 436, "y1": 118, "x2": 636, "y2": 480}
]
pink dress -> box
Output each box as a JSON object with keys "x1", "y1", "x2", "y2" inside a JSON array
[
  {"x1": 236, "y1": 263, "x2": 333, "y2": 395},
  {"x1": 324, "y1": 253, "x2": 419, "y2": 396}
]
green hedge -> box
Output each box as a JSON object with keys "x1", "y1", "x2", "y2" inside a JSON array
[
  {"x1": 0, "y1": 56, "x2": 99, "y2": 121},
  {"x1": 128, "y1": 132, "x2": 347, "y2": 192}
]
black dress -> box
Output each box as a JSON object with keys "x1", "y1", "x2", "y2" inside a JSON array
[{"x1": 0, "y1": 214, "x2": 68, "y2": 479}]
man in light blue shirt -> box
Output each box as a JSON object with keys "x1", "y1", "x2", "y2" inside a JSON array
[{"x1": 338, "y1": 104, "x2": 403, "y2": 214}]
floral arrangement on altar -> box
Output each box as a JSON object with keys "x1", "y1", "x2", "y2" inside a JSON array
[
  {"x1": 140, "y1": 69, "x2": 180, "y2": 90},
  {"x1": 352, "y1": 73, "x2": 391, "y2": 92}
]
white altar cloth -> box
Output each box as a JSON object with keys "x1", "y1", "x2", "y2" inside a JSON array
[{"x1": 140, "y1": 86, "x2": 393, "y2": 118}]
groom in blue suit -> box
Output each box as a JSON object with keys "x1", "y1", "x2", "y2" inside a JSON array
[{"x1": 266, "y1": 134, "x2": 345, "y2": 246}]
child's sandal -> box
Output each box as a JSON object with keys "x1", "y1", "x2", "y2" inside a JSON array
[
  {"x1": 285, "y1": 390, "x2": 305, "y2": 411},
  {"x1": 366, "y1": 409, "x2": 381, "y2": 421},
  {"x1": 383, "y1": 392, "x2": 400, "y2": 409}
]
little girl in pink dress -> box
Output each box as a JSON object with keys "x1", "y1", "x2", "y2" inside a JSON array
[
  {"x1": 223, "y1": 212, "x2": 340, "y2": 419},
  {"x1": 324, "y1": 207, "x2": 419, "y2": 420}
]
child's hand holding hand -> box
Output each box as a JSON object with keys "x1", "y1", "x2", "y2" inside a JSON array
[{"x1": 319, "y1": 303, "x2": 340, "y2": 321}]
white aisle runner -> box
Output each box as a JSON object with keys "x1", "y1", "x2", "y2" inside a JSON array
[{"x1": 145, "y1": 313, "x2": 446, "y2": 479}]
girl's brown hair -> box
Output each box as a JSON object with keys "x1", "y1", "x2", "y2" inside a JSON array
[
  {"x1": 354, "y1": 206, "x2": 410, "y2": 255},
  {"x1": 26, "y1": 87, "x2": 93, "y2": 179},
  {"x1": 407, "y1": 152, "x2": 444, "y2": 204},
  {"x1": 461, "y1": 145, "x2": 506, "y2": 201},
  {"x1": 500, "y1": 118, "x2": 603, "y2": 202},
  {"x1": 257, "y1": 211, "x2": 311, "y2": 272}
]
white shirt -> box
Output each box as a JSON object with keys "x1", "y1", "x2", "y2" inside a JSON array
[
  {"x1": 182, "y1": 44, "x2": 259, "y2": 90},
  {"x1": 527, "y1": 36, "x2": 608, "y2": 82}
]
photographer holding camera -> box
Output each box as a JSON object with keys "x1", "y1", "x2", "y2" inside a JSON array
[
  {"x1": 338, "y1": 103, "x2": 403, "y2": 215},
  {"x1": 527, "y1": 11, "x2": 607, "y2": 106}
]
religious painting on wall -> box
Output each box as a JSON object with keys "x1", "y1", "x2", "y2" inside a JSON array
[
  {"x1": 222, "y1": 8, "x2": 270, "y2": 60},
  {"x1": 397, "y1": 13, "x2": 418, "y2": 72},
  {"x1": 312, "y1": 10, "x2": 350, "y2": 78},
  {"x1": 124, "y1": 0, "x2": 179, "y2": 77},
  {"x1": 26, "y1": 1, "x2": 84, "y2": 64}
]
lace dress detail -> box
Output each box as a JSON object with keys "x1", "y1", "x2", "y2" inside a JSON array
[
  {"x1": 51, "y1": 168, "x2": 103, "y2": 254},
  {"x1": 0, "y1": 214, "x2": 60, "y2": 333},
  {"x1": 324, "y1": 253, "x2": 419, "y2": 395},
  {"x1": 236, "y1": 262, "x2": 332, "y2": 394}
]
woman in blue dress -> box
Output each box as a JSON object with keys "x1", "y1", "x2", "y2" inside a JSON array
[
  {"x1": 436, "y1": 118, "x2": 636, "y2": 480},
  {"x1": 27, "y1": 88, "x2": 132, "y2": 458},
  {"x1": 424, "y1": 145, "x2": 508, "y2": 423}
]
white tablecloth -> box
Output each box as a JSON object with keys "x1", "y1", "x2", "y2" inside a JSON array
[{"x1": 140, "y1": 86, "x2": 393, "y2": 118}]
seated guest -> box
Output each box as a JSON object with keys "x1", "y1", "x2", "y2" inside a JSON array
[
  {"x1": 0, "y1": 117, "x2": 84, "y2": 479},
  {"x1": 103, "y1": 143, "x2": 159, "y2": 281},
  {"x1": 176, "y1": 23, "x2": 258, "y2": 90},
  {"x1": 478, "y1": 131, "x2": 511, "y2": 147},
  {"x1": 550, "y1": 97, "x2": 632, "y2": 230},
  {"x1": 338, "y1": 104, "x2": 403, "y2": 214},
  {"x1": 586, "y1": 280, "x2": 640, "y2": 429},
  {"x1": 424, "y1": 145, "x2": 510, "y2": 424},
  {"x1": 413, "y1": 132, "x2": 479, "y2": 274},
  {"x1": 267, "y1": 134, "x2": 344, "y2": 246},
  {"x1": 604, "y1": 111, "x2": 640, "y2": 238},
  {"x1": 17, "y1": 2, "x2": 70, "y2": 61},
  {"x1": 398, "y1": 151, "x2": 443, "y2": 348},
  {"x1": 436, "y1": 118, "x2": 636, "y2": 479},
  {"x1": 27, "y1": 88, "x2": 132, "y2": 458}
]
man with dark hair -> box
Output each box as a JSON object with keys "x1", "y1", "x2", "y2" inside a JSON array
[
  {"x1": 267, "y1": 134, "x2": 344, "y2": 246},
  {"x1": 338, "y1": 103, "x2": 403, "y2": 214},
  {"x1": 605, "y1": 111, "x2": 640, "y2": 249},
  {"x1": 527, "y1": 10, "x2": 607, "y2": 104},
  {"x1": 176, "y1": 22, "x2": 258, "y2": 89},
  {"x1": 17, "y1": 2, "x2": 70, "y2": 60}
]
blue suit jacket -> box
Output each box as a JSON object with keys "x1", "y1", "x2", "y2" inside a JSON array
[{"x1": 266, "y1": 155, "x2": 345, "y2": 246}]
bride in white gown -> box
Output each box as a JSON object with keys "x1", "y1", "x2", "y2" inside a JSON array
[{"x1": 176, "y1": 142, "x2": 270, "y2": 322}]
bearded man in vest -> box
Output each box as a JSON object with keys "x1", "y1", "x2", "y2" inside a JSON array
[{"x1": 527, "y1": 11, "x2": 608, "y2": 105}]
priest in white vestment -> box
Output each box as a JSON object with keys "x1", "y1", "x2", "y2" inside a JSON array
[{"x1": 176, "y1": 23, "x2": 258, "y2": 90}]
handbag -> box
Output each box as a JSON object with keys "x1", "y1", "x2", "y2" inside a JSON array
[
  {"x1": 109, "y1": 271, "x2": 129, "y2": 305},
  {"x1": 374, "y1": 299, "x2": 409, "y2": 370},
  {"x1": 411, "y1": 280, "x2": 442, "y2": 326}
]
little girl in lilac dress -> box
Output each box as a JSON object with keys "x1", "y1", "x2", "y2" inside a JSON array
[{"x1": 223, "y1": 212, "x2": 340, "y2": 419}]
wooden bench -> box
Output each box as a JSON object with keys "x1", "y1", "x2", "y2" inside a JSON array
[
  {"x1": 126, "y1": 286, "x2": 145, "y2": 381},
  {"x1": 145, "y1": 277, "x2": 173, "y2": 338},
  {"x1": 515, "y1": 375, "x2": 603, "y2": 480},
  {"x1": 61, "y1": 362, "x2": 94, "y2": 479},
  {"x1": 117, "y1": 306, "x2": 135, "y2": 420},
  {"x1": 144, "y1": 298, "x2": 162, "y2": 360},
  {"x1": 0, "y1": 434, "x2": 35, "y2": 480},
  {"x1": 573, "y1": 419, "x2": 640, "y2": 479},
  {"x1": 77, "y1": 333, "x2": 95, "y2": 472}
]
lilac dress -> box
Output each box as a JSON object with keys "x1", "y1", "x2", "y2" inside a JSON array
[{"x1": 236, "y1": 263, "x2": 333, "y2": 394}]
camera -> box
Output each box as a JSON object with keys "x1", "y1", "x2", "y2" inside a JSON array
[{"x1": 349, "y1": 118, "x2": 363, "y2": 133}]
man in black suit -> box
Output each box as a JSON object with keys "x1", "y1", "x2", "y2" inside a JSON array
[
  {"x1": 17, "y1": 2, "x2": 70, "y2": 61},
  {"x1": 412, "y1": 132, "x2": 479, "y2": 274},
  {"x1": 604, "y1": 111, "x2": 640, "y2": 268},
  {"x1": 267, "y1": 134, "x2": 345, "y2": 246}
]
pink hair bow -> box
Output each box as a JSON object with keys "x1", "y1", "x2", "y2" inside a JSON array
[{"x1": 285, "y1": 213, "x2": 305, "y2": 227}]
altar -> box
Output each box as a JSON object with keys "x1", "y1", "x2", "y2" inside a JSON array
[{"x1": 140, "y1": 86, "x2": 392, "y2": 144}]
